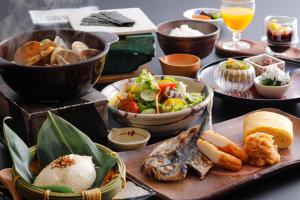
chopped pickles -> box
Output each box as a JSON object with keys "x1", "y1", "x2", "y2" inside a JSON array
[{"x1": 223, "y1": 58, "x2": 250, "y2": 70}]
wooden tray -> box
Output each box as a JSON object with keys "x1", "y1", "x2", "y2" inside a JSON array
[
  {"x1": 96, "y1": 64, "x2": 152, "y2": 84},
  {"x1": 196, "y1": 56, "x2": 300, "y2": 105},
  {"x1": 215, "y1": 39, "x2": 300, "y2": 60},
  {"x1": 119, "y1": 108, "x2": 300, "y2": 200}
]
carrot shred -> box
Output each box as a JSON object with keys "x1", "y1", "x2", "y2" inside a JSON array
[
  {"x1": 155, "y1": 92, "x2": 160, "y2": 114},
  {"x1": 102, "y1": 169, "x2": 117, "y2": 185},
  {"x1": 128, "y1": 92, "x2": 134, "y2": 100}
]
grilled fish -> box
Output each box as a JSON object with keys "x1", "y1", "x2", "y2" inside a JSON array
[{"x1": 143, "y1": 101, "x2": 214, "y2": 181}]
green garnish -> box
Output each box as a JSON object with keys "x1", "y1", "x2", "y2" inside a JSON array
[
  {"x1": 260, "y1": 78, "x2": 283, "y2": 86},
  {"x1": 210, "y1": 12, "x2": 221, "y2": 19}
]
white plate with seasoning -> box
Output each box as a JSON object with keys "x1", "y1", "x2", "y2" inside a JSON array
[
  {"x1": 108, "y1": 127, "x2": 150, "y2": 152},
  {"x1": 183, "y1": 8, "x2": 223, "y2": 25}
]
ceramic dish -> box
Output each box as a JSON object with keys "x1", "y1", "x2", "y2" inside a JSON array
[
  {"x1": 119, "y1": 108, "x2": 299, "y2": 200},
  {"x1": 254, "y1": 76, "x2": 291, "y2": 98},
  {"x1": 156, "y1": 20, "x2": 220, "y2": 59},
  {"x1": 108, "y1": 127, "x2": 150, "y2": 152},
  {"x1": 244, "y1": 54, "x2": 285, "y2": 76},
  {"x1": 183, "y1": 8, "x2": 223, "y2": 25},
  {"x1": 254, "y1": 68, "x2": 300, "y2": 98},
  {"x1": 159, "y1": 54, "x2": 200, "y2": 77},
  {"x1": 196, "y1": 56, "x2": 300, "y2": 105},
  {"x1": 101, "y1": 75, "x2": 213, "y2": 136}
]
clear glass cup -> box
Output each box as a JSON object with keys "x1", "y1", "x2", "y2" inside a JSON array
[
  {"x1": 262, "y1": 16, "x2": 299, "y2": 56},
  {"x1": 214, "y1": 60, "x2": 255, "y2": 92},
  {"x1": 221, "y1": 0, "x2": 255, "y2": 50}
]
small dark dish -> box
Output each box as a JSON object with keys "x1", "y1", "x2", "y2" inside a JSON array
[
  {"x1": 156, "y1": 19, "x2": 220, "y2": 59},
  {"x1": 197, "y1": 56, "x2": 300, "y2": 105},
  {"x1": 0, "y1": 29, "x2": 118, "y2": 101}
]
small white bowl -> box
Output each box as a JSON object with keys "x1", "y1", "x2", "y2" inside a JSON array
[
  {"x1": 254, "y1": 76, "x2": 291, "y2": 98},
  {"x1": 183, "y1": 8, "x2": 223, "y2": 25},
  {"x1": 108, "y1": 127, "x2": 150, "y2": 152}
]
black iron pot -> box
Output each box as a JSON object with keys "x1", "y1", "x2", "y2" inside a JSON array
[{"x1": 0, "y1": 29, "x2": 118, "y2": 101}]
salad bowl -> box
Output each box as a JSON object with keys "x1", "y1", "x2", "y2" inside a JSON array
[{"x1": 101, "y1": 74, "x2": 213, "y2": 136}]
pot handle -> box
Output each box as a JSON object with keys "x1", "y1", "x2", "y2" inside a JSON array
[
  {"x1": 91, "y1": 32, "x2": 119, "y2": 45},
  {"x1": 0, "y1": 58, "x2": 13, "y2": 69}
]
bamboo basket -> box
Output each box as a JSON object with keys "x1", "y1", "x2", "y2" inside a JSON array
[{"x1": 12, "y1": 144, "x2": 126, "y2": 200}]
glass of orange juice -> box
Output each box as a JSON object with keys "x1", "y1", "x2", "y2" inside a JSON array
[{"x1": 221, "y1": 0, "x2": 255, "y2": 50}]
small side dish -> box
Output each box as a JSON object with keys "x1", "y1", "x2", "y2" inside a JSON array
[
  {"x1": 159, "y1": 53, "x2": 201, "y2": 77},
  {"x1": 262, "y1": 16, "x2": 299, "y2": 54},
  {"x1": 244, "y1": 54, "x2": 285, "y2": 76},
  {"x1": 192, "y1": 9, "x2": 221, "y2": 20},
  {"x1": 169, "y1": 24, "x2": 204, "y2": 37},
  {"x1": 183, "y1": 8, "x2": 223, "y2": 25},
  {"x1": 214, "y1": 58, "x2": 255, "y2": 92},
  {"x1": 259, "y1": 65, "x2": 290, "y2": 86},
  {"x1": 254, "y1": 65, "x2": 291, "y2": 98},
  {"x1": 110, "y1": 70, "x2": 205, "y2": 114},
  {"x1": 267, "y1": 19, "x2": 293, "y2": 43},
  {"x1": 108, "y1": 127, "x2": 150, "y2": 151}
]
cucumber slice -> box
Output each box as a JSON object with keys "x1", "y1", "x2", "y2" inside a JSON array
[
  {"x1": 141, "y1": 108, "x2": 157, "y2": 114},
  {"x1": 140, "y1": 89, "x2": 156, "y2": 101}
]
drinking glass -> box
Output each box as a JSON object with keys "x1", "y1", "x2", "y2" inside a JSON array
[
  {"x1": 262, "y1": 16, "x2": 299, "y2": 56},
  {"x1": 221, "y1": 0, "x2": 255, "y2": 50}
]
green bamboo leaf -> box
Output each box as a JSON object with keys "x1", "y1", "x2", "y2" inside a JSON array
[
  {"x1": 37, "y1": 112, "x2": 117, "y2": 187},
  {"x1": 2, "y1": 117, "x2": 33, "y2": 183},
  {"x1": 36, "y1": 185, "x2": 74, "y2": 193}
]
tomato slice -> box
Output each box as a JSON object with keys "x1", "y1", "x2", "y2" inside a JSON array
[
  {"x1": 119, "y1": 99, "x2": 140, "y2": 113},
  {"x1": 158, "y1": 83, "x2": 176, "y2": 93}
]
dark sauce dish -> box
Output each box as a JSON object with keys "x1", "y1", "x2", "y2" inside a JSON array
[{"x1": 0, "y1": 29, "x2": 118, "y2": 101}]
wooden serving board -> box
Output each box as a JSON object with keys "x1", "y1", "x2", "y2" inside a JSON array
[
  {"x1": 119, "y1": 108, "x2": 300, "y2": 200},
  {"x1": 215, "y1": 39, "x2": 300, "y2": 60}
]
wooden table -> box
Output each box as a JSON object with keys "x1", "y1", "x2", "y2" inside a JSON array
[{"x1": 1, "y1": 0, "x2": 300, "y2": 199}]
